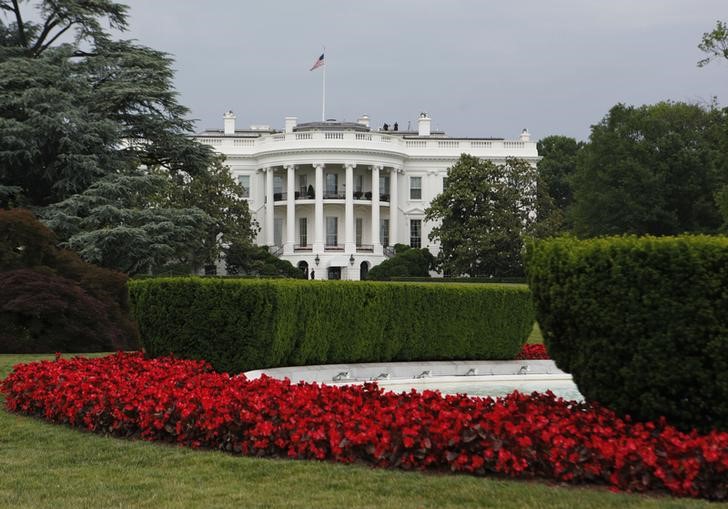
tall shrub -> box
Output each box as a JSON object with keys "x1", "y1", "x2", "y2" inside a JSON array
[
  {"x1": 0, "y1": 209, "x2": 138, "y2": 352},
  {"x1": 129, "y1": 278, "x2": 534, "y2": 373},
  {"x1": 525, "y1": 235, "x2": 728, "y2": 431}
]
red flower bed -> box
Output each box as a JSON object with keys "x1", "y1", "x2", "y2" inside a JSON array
[
  {"x1": 515, "y1": 344, "x2": 549, "y2": 360},
  {"x1": 3, "y1": 353, "x2": 727, "y2": 500}
]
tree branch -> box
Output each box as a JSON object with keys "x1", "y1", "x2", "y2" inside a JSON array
[
  {"x1": 38, "y1": 22, "x2": 74, "y2": 54},
  {"x1": 31, "y1": 12, "x2": 61, "y2": 54},
  {"x1": 10, "y1": 0, "x2": 27, "y2": 47}
]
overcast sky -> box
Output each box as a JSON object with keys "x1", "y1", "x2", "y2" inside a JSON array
[{"x1": 118, "y1": 0, "x2": 726, "y2": 141}]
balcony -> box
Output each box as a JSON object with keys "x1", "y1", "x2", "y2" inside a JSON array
[{"x1": 273, "y1": 189, "x2": 390, "y2": 203}]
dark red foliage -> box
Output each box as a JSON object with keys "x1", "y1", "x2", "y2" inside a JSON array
[
  {"x1": 0, "y1": 270, "x2": 122, "y2": 352},
  {"x1": 515, "y1": 344, "x2": 549, "y2": 360},
  {"x1": 0, "y1": 208, "x2": 138, "y2": 352},
  {"x1": 3, "y1": 353, "x2": 727, "y2": 500}
]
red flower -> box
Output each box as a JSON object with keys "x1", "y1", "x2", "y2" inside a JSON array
[{"x1": 2, "y1": 353, "x2": 727, "y2": 501}]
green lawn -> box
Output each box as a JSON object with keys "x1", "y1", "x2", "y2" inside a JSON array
[
  {"x1": 528, "y1": 322, "x2": 544, "y2": 344},
  {"x1": 1, "y1": 354, "x2": 724, "y2": 509}
]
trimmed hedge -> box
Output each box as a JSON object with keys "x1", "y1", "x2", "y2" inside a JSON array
[
  {"x1": 390, "y1": 277, "x2": 527, "y2": 284},
  {"x1": 525, "y1": 235, "x2": 728, "y2": 431},
  {"x1": 129, "y1": 278, "x2": 534, "y2": 373}
]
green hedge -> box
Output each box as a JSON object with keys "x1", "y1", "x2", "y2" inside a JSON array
[
  {"x1": 129, "y1": 278, "x2": 534, "y2": 373},
  {"x1": 390, "y1": 277, "x2": 527, "y2": 284},
  {"x1": 525, "y1": 235, "x2": 728, "y2": 431}
]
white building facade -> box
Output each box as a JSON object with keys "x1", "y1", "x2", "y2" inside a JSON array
[{"x1": 195, "y1": 112, "x2": 539, "y2": 280}]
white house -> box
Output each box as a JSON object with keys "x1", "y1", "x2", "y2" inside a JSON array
[{"x1": 194, "y1": 112, "x2": 539, "y2": 280}]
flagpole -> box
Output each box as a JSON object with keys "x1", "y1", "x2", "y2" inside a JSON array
[{"x1": 322, "y1": 49, "x2": 326, "y2": 121}]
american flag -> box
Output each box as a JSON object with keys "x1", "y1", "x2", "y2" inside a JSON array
[{"x1": 309, "y1": 53, "x2": 325, "y2": 71}]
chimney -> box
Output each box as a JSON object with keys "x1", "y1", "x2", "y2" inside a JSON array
[
  {"x1": 519, "y1": 128, "x2": 530, "y2": 142},
  {"x1": 223, "y1": 110, "x2": 236, "y2": 135},
  {"x1": 285, "y1": 116, "x2": 297, "y2": 133},
  {"x1": 357, "y1": 114, "x2": 370, "y2": 128},
  {"x1": 417, "y1": 112, "x2": 431, "y2": 136}
]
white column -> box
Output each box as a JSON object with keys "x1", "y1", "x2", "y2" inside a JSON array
[
  {"x1": 264, "y1": 167, "x2": 274, "y2": 247},
  {"x1": 390, "y1": 168, "x2": 399, "y2": 247},
  {"x1": 344, "y1": 163, "x2": 355, "y2": 253},
  {"x1": 313, "y1": 163, "x2": 324, "y2": 252},
  {"x1": 371, "y1": 165, "x2": 382, "y2": 255},
  {"x1": 284, "y1": 164, "x2": 295, "y2": 255}
]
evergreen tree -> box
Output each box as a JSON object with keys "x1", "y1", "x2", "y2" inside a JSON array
[{"x1": 0, "y1": 1, "x2": 257, "y2": 272}]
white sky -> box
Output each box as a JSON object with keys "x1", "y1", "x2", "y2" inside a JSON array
[{"x1": 118, "y1": 0, "x2": 727, "y2": 141}]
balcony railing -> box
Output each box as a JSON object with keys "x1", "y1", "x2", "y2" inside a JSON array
[
  {"x1": 198, "y1": 131, "x2": 537, "y2": 159},
  {"x1": 273, "y1": 190, "x2": 390, "y2": 202}
]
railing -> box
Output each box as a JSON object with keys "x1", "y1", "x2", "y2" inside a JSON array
[
  {"x1": 383, "y1": 246, "x2": 395, "y2": 258},
  {"x1": 357, "y1": 244, "x2": 374, "y2": 252},
  {"x1": 273, "y1": 190, "x2": 389, "y2": 202},
  {"x1": 294, "y1": 244, "x2": 312, "y2": 252},
  {"x1": 196, "y1": 132, "x2": 537, "y2": 158},
  {"x1": 269, "y1": 245, "x2": 284, "y2": 257},
  {"x1": 324, "y1": 244, "x2": 344, "y2": 251}
]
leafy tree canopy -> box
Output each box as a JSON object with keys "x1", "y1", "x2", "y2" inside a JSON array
[
  {"x1": 425, "y1": 156, "x2": 553, "y2": 278},
  {"x1": 698, "y1": 19, "x2": 728, "y2": 67},
  {"x1": 570, "y1": 101, "x2": 728, "y2": 237},
  {"x1": 536, "y1": 135, "x2": 583, "y2": 231},
  {"x1": 0, "y1": 0, "x2": 257, "y2": 272}
]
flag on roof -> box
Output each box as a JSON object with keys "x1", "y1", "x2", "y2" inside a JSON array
[{"x1": 309, "y1": 53, "x2": 325, "y2": 71}]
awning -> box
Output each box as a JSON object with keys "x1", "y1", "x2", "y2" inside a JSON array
[{"x1": 327, "y1": 256, "x2": 350, "y2": 267}]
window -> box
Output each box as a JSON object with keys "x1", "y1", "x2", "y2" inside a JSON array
[
  {"x1": 410, "y1": 219, "x2": 421, "y2": 248},
  {"x1": 380, "y1": 219, "x2": 390, "y2": 247},
  {"x1": 273, "y1": 175, "x2": 283, "y2": 194},
  {"x1": 355, "y1": 175, "x2": 363, "y2": 193},
  {"x1": 299, "y1": 217, "x2": 307, "y2": 246},
  {"x1": 379, "y1": 175, "x2": 390, "y2": 201},
  {"x1": 298, "y1": 174, "x2": 308, "y2": 195},
  {"x1": 326, "y1": 173, "x2": 338, "y2": 196},
  {"x1": 274, "y1": 218, "x2": 283, "y2": 246},
  {"x1": 443, "y1": 176, "x2": 449, "y2": 192},
  {"x1": 237, "y1": 175, "x2": 250, "y2": 198},
  {"x1": 410, "y1": 176, "x2": 422, "y2": 200},
  {"x1": 356, "y1": 217, "x2": 363, "y2": 246},
  {"x1": 379, "y1": 175, "x2": 390, "y2": 194},
  {"x1": 326, "y1": 216, "x2": 338, "y2": 246}
]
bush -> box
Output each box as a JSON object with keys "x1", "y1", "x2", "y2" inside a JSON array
[
  {"x1": 525, "y1": 235, "x2": 728, "y2": 431},
  {"x1": 129, "y1": 278, "x2": 534, "y2": 373},
  {"x1": 224, "y1": 243, "x2": 305, "y2": 278},
  {"x1": 366, "y1": 244, "x2": 434, "y2": 280},
  {"x1": 0, "y1": 208, "x2": 138, "y2": 352}
]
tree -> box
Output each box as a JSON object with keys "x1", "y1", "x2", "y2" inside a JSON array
[
  {"x1": 366, "y1": 244, "x2": 434, "y2": 280},
  {"x1": 698, "y1": 20, "x2": 728, "y2": 67},
  {"x1": 571, "y1": 102, "x2": 728, "y2": 237},
  {"x1": 0, "y1": 1, "x2": 256, "y2": 271},
  {"x1": 536, "y1": 135, "x2": 583, "y2": 232},
  {"x1": 40, "y1": 173, "x2": 212, "y2": 275},
  {"x1": 0, "y1": 208, "x2": 138, "y2": 352},
  {"x1": 425, "y1": 155, "x2": 544, "y2": 277}
]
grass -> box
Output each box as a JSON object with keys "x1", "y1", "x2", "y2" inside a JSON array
[
  {"x1": 528, "y1": 321, "x2": 544, "y2": 344},
  {"x1": 2, "y1": 354, "x2": 725, "y2": 509}
]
